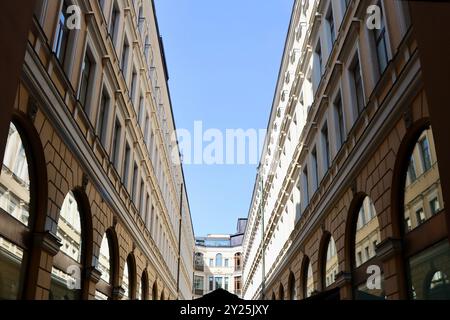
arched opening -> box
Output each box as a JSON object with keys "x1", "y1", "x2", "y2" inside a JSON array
[
  {"x1": 348, "y1": 195, "x2": 383, "y2": 300},
  {"x1": 95, "y1": 230, "x2": 116, "y2": 300},
  {"x1": 288, "y1": 272, "x2": 297, "y2": 300},
  {"x1": 234, "y1": 252, "x2": 242, "y2": 272},
  {"x1": 320, "y1": 234, "x2": 339, "y2": 289},
  {"x1": 278, "y1": 283, "x2": 284, "y2": 300},
  {"x1": 0, "y1": 119, "x2": 44, "y2": 300},
  {"x1": 271, "y1": 292, "x2": 276, "y2": 300},
  {"x1": 152, "y1": 281, "x2": 158, "y2": 300},
  {"x1": 302, "y1": 257, "x2": 314, "y2": 298},
  {"x1": 160, "y1": 291, "x2": 165, "y2": 300},
  {"x1": 396, "y1": 124, "x2": 450, "y2": 300},
  {"x1": 215, "y1": 253, "x2": 223, "y2": 267},
  {"x1": 139, "y1": 270, "x2": 148, "y2": 300},
  {"x1": 50, "y1": 189, "x2": 92, "y2": 300},
  {"x1": 122, "y1": 254, "x2": 136, "y2": 300}
]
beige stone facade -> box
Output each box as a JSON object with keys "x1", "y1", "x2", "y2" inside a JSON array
[{"x1": 0, "y1": 0, "x2": 194, "y2": 300}]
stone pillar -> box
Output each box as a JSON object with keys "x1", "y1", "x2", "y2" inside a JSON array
[
  {"x1": 85, "y1": 267, "x2": 103, "y2": 300},
  {"x1": 0, "y1": 1, "x2": 36, "y2": 161},
  {"x1": 409, "y1": 2, "x2": 450, "y2": 238},
  {"x1": 24, "y1": 231, "x2": 62, "y2": 300},
  {"x1": 376, "y1": 238, "x2": 406, "y2": 299}
]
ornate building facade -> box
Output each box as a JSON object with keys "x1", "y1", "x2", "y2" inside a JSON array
[
  {"x1": 242, "y1": 0, "x2": 450, "y2": 300},
  {"x1": 0, "y1": 0, "x2": 195, "y2": 300},
  {"x1": 193, "y1": 219, "x2": 246, "y2": 299}
]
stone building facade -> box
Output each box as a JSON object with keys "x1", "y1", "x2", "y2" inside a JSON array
[
  {"x1": 243, "y1": 0, "x2": 450, "y2": 300},
  {"x1": 0, "y1": 0, "x2": 195, "y2": 300},
  {"x1": 193, "y1": 219, "x2": 246, "y2": 299}
]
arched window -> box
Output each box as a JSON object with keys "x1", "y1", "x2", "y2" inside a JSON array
[
  {"x1": 50, "y1": 191, "x2": 86, "y2": 300},
  {"x1": 122, "y1": 254, "x2": 136, "y2": 300},
  {"x1": 288, "y1": 272, "x2": 297, "y2": 300},
  {"x1": 271, "y1": 292, "x2": 276, "y2": 300},
  {"x1": 215, "y1": 253, "x2": 223, "y2": 267},
  {"x1": 139, "y1": 270, "x2": 148, "y2": 300},
  {"x1": 0, "y1": 123, "x2": 30, "y2": 225},
  {"x1": 152, "y1": 281, "x2": 158, "y2": 300},
  {"x1": 0, "y1": 122, "x2": 34, "y2": 299},
  {"x1": 95, "y1": 232, "x2": 114, "y2": 300},
  {"x1": 353, "y1": 195, "x2": 383, "y2": 299},
  {"x1": 324, "y1": 236, "x2": 339, "y2": 288},
  {"x1": 303, "y1": 260, "x2": 314, "y2": 298},
  {"x1": 160, "y1": 291, "x2": 165, "y2": 300},
  {"x1": 404, "y1": 128, "x2": 443, "y2": 232},
  {"x1": 401, "y1": 126, "x2": 450, "y2": 300},
  {"x1": 278, "y1": 283, "x2": 285, "y2": 300}
]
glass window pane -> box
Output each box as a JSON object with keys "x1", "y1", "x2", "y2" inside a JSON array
[
  {"x1": 49, "y1": 267, "x2": 81, "y2": 300},
  {"x1": 0, "y1": 236, "x2": 24, "y2": 299},
  {"x1": 0, "y1": 123, "x2": 30, "y2": 226},
  {"x1": 57, "y1": 192, "x2": 82, "y2": 263},
  {"x1": 409, "y1": 240, "x2": 450, "y2": 300},
  {"x1": 98, "y1": 234, "x2": 111, "y2": 283},
  {"x1": 355, "y1": 196, "x2": 380, "y2": 267},
  {"x1": 404, "y1": 128, "x2": 443, "y2": 232},
  {"x1": 325, "y1": 236, "x2": 339, "y2": 287}
]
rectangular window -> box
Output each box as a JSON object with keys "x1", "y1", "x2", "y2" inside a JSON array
[
  {"x1": 225, "y1": 277, "x2": 229, "y2": 291},
  {"x1": 123, "y1": 144, "x2": 131, "y2": 187},
  {"x1": 54, "y1": 0, "x2": 70, "y2": 63},
  {"x1": 79, "y1": 51, "x2": 93, "y2": 109},
  {"x1": 224, "y1": 259, "x2": 229, "y2": 268},
  {"x1": 351, "y1": 55, "x2": 365, "y2": 114},
  {"x1": 110, "y1": 2, "x2": 120, "y2": 45},
  {"x1": 121, "y1": 38, "x2": 130, "y2": 77},
  {"x1": 139, "y1": 180, "x2": 145, "y2": 213},
  {"x1": 311, "y1": 147, "x2": 319, "y2": 191},
  {"x1": 430, "y1": 197, "x2": 440, "y2": 215},
  {"x1": 302, "y1": 166, "x2": 309, "y2": 207},
  {"x1": 408, "y1": 157, "x2": 417, "y2": 183},
  {"x1": 374, "y1": 3, "x2": 388, "y2": 74},
  {"x1": 327, "y1": 6, "x2": 335, "y2": 44},
  {"x1": 215, "y1": 277, "x2": 223, "y2": 290},
  {"x1": 209, "y1": 259, "x2": 214, "y2": 267},
  {"x1": 111, "y1": 118, "x2": 122, "y2": 168},
  {"x1": 321, "y1": 123, "x2": 330, "y2": 171},
  {"x1": 416, "y1": 208, "x2": 426, "y2": 225},
  {"x1": 138, "y1": 96, "x2": 145, "y2": 126},
  {"x1": 334, "y1": 94, "x2": 345, "y2": 149},
  {"x1": 419, "y1": 137, "x2": 432, "y2": 172},
  {"x1": 130, "y1": 69, "x2": 138, "y2": 100},
  {"x1": 209, "y1": 276, "x2": 214, "y2": 291},
  {"x1": 132, "y1": 163, "x2": 138, "y2": 203},
  {"x1": 98, "y1": 89, "x2": 110, "y2": 146}
]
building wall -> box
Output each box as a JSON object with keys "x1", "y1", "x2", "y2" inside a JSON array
[
  {"x1": 243, "y1": 0, "x2": 450, "y2": 300},
  {"x1": 0, "y1": 0, "x2": 194, "y2": 300},
  {"x1": 193, "y1": 245, "x2": 243, "y2": 298}
]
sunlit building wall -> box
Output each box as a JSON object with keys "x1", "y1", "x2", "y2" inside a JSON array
[{"x1": 243, "y1": 0, "x2": 450, "y2": 301}]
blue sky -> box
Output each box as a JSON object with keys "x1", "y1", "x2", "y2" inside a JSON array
[{"x1": 154, "y1": 0, "x2": 294, "y2": 237}]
